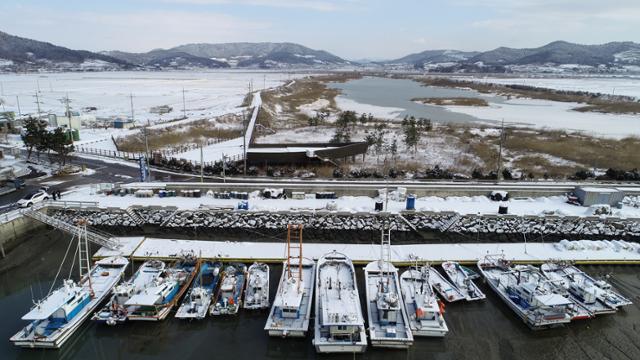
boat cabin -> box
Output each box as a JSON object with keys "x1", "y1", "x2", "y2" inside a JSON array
[{"x1": 376, "y1": 291, "x2": 400, "y2": 325}]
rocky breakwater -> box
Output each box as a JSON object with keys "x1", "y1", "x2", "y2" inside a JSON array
[{"x1": 48, "y1": 207, "x2": 640, "y2": 242}]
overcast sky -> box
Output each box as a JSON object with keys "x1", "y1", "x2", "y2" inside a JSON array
[{"x1": 1, "y1": 0, "x2": 639, "y2": 60}]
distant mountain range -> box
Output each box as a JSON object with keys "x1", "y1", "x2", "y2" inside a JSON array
[
  {"x1": 0, "y1": 31, "x2": 131, "y2": 71},
  {"x1": 0, "y1": 30, "x2": 639, "y2": 73},
  {"x1": 388, "y1": 41, "x2": 640, "y2": 72},
  {"x1": 0, "y1": 30, "x2": 350, "y2": 71}
]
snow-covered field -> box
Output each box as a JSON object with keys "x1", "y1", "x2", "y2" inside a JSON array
[
  {"x1": 469, "y1": 76, "x2": 640, "y2": 100},
  {"x1": 63, "y1": 186, "x2": 640, "y2": 218},
  {"x1": 443, "y1": 98, "x2": 640, "y2": 139},
  {"x1": 0, "y1": 71, "x2": 299, "y2": 125}
]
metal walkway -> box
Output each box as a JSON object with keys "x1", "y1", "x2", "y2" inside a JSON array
[{"x1": 23, "y1": 207, "x2": 120, "y2": 250}]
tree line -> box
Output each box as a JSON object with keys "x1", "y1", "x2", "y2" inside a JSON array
[{"x1": 21, "y1": 117, "x2": 75, "y2": 167}]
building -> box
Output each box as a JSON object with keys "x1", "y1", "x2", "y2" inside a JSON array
[
  {"x1": 574, "y1": 187, "x2": 625, "y2": 206},
  {"x1": 246, "y1": 142, "x2": 369, "y2": 166},
  {"x1": 113, "y1": 117, "x2": 135, "y2": 129},
  {"x1": 48, "y1": 113, "x2": 82, "y2": 130}
]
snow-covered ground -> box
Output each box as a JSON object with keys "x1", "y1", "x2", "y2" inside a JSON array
[
  {"x1": 469, "y1": 76, "x2": 640, "y2": 100},
  {"x1": 0, "y1": 71, "x2": 299, "y2": 126},
  {"x1": 176, "y1": 92, "x2": 261, "y2": 163},
  {"x1": 443, "y1": 98, "x2": 640, "y2": 139},
  {"x1": 96, "y1": 237, "x2": 640, "y2": 264},
  {"x1": 62, "y1": 186, "x2": 640, "y2": 218}
]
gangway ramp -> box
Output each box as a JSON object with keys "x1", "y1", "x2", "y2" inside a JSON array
[{"x1": 23, "y1": 207, "x2": 120, "y2": 250}]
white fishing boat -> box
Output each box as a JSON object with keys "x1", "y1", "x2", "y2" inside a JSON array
[
  {"x1": 126, "y1": 257, "x2": 198, "y2": 321},
  {"x1": 519, "y1": 264, "x2": 593, "y2": 321},
  {"x1": 244, "y1": 262, "x2": 270, "y2": 310},
  {"x1": 313, "y1": 251, "x2": 367, "y2": 353},
  {"x1": 93, "y1": 260, "x2": 166, "y2": 325},
  {"x1": 11, "y1": 256, "x2": 129, "y2": 348},
  {"x1": 400, "y1": 266, "x2": 448, "y2": 337},
  {"x1": 428, "y1": 266, "x2": 465, "y2": 302},
  {"x1": 363, "y1": 229, "x2": 413, "y2": 349},
  {"x1": 541, "y1": 262, "x2": 626, "y2": 315},
  {"x1": 265, "y1": 224, "x2": 316, "y2": 337},
  {"x1": 478, "y1": 254, "x2": 573, "y2": 329},
  {"x1": 210, "y1": 263, "x2": 246, "y2": 315},
  {"x1": 442, "y1": 261, "x2": 486, "y2": 301},
  {"x1": 175, "y1": 261, "x2": 222, "y2": 319}
]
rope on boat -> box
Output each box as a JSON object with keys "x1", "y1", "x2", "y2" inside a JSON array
[{"x1": 48, "y1": 232, "x2": 77, "y2": 296}]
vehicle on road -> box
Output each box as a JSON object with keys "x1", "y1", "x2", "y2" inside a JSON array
[{"x1": 16, "y1": 190, "x2": 50, "y2": 208}]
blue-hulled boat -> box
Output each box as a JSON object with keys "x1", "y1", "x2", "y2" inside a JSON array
[{"x1": 176, "y1": 261, "x2": 222, "y2": 319}]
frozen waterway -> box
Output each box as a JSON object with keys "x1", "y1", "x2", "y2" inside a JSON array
[{"x1": 330, "y1": 77, "x2": 640, "y2": 138}]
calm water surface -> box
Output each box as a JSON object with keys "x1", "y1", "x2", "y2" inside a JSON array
[
  {"x1": 329, "y1": 77, "x2": 505, "y2": 124},
  {"x1": 1, "y1": 230, "x2": 639, "y2": 359}
]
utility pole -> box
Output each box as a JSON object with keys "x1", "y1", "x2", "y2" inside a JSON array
[
  {"x1": 263, "y1": 75, "x2": 266, "y2": 90},
  {"x1": 221, "y1": 153, "x2": 226, "y2": 183},
  {"x1": 384, "y1": 176, "x2": 389, "y2": 211},
  {"x1": 130, "y1": 93, "x2": 135, "y2": 123},
  {"x1": 242, "y1": 110, "x2": 247, "y2": 176},
  {"x1": 34, "y1": 91, "x2": 42, "y2": 120},
  {"x1": 200, "y1": 140, "x2": 204, "y2": 183},
  {"x1": 182, "y1": 87, "x2": 186, "y2": 119},
  {"x1": 144, "y1": 119, "x2": 152, "y2": 182},
  {"x1": 497, "y1": 118, "x2": 504, "y2": 182},
  {"x1": 16, "y1": 95, "x2": 21, "y2": 116}
]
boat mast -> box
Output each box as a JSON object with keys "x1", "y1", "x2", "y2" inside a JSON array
[
  {"x1": 380, "y1": 224, "x2": 392, "y2": 289},
  {"x1": 77, "y1": 219, "x2": 95, "y2": 296},
  {"x1": 286, "y1": 224, "x2": 304, "y2": 291}
]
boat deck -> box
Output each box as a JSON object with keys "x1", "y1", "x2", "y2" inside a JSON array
[
  {"x1": 265, "y1": 260, "x2": 315, "y2": 337},
  {"x1": 364, "y1": 261, "x2": 413, "y2": 348}
]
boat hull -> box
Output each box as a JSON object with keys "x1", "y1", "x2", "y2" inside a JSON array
[
  {"x1": 11, "y1": 257, "x2": 128, "y2": 349},
  {"x1": 264, "y1": 259, "x2": 316, "y2": 338},
  {"x1": 314, "y1": 343, "x2": 367, "y2": 353}
]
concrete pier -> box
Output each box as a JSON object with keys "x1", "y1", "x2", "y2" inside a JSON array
[{"x1": 94, "y1": 237, "x2": 640, "y2": 266}]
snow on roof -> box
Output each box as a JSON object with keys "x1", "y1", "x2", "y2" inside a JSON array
[
  {"x1": 126, "y1": 293, "x2": 162, "y2": 306},
  {"x1": 578, "y1": 187, "x2": 621, "y2": 193},
  {"x1": 22, "y1": 283, "x2": 83, "y2": 320},
  {"x1": 535, "y1": 293, "x2": 572, "y2": 307}
]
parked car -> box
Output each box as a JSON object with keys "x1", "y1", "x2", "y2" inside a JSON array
[{"x1": 16, "y1": 190, "x2": 50, "y2": 208}]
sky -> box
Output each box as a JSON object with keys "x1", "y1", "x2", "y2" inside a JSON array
[{"x1": 1, "y1": 0, "x2": 639, "y2": 60}]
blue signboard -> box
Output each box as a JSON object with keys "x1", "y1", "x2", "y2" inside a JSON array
[{"x1": 139, "y1": 156, "x2": 148, "y2": 182}]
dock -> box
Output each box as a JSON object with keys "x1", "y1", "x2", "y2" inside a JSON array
[{"x1": 94, "y1": 237, "x2": 640, "y2": 265}]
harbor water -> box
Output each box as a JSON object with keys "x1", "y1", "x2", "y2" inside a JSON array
[{"x1": 1, "y1": 229, "x2": 639, "y2": 359}]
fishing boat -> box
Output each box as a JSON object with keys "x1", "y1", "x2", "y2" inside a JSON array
[
  {"x1": 442, "y1": 261, "x2": 486, "y2": 301},
  {"x1": 400, "y1": 266, "x2": 448, "y2": 337},
  {"x1": 313, "y1": 251, "x2": 367, "y2": 353},
  {"x1": 428, "y1": 266, "x2": 465, "y2": 302},
  {"x1": 478, "y1": 254, "x2": 573, "y2": 329},
  {"x1": 541, "y1": 262, "x2": 627, "y2": 315},
  {"x1": 518, "y1": 264, "x2": 593, "y2": 320},
  {"x1": 175, "y1": 261, "x2": 222, "y2": 319},
  {"x1": 210, "y1": 263, "x2": 246, "y2": 315},
  {"x1": 363, "y1": 229, "x2": 413, "y2": 349},
  {"x1": 11, "y1": 256, "x2": 129, "y2": 348},
  {"x1": 244, "y1": 262, "x2": 270, "y2": 310},
  {"x1": 125, "y1": 256, "x2": 198, "y2": 321},
  {"x1": 92, "y1": 260, "x2": 166, "y2": 325},
  {"x1": 265, "y1": 224, "x2": 316, "y2": 337}
]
